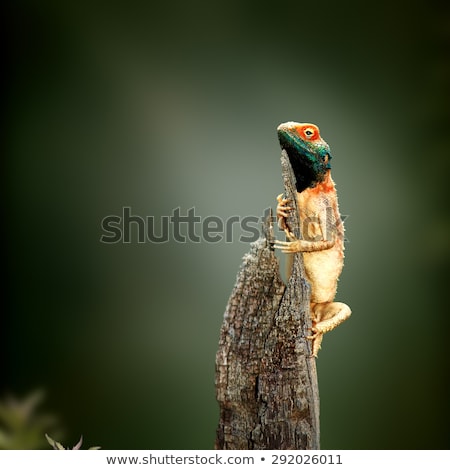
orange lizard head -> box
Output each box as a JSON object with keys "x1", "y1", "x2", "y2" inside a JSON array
[{"x1": 277, "y1": 122, "x2": 332, "y2": 192}]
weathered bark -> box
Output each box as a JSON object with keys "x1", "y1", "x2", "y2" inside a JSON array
[{"x1": 215, "y1": 150, "x2": 320, "y2": 450}]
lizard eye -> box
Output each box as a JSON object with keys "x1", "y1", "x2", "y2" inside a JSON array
[{"x1": 304, "y1": 128, "x2": 315, "y2": 139}]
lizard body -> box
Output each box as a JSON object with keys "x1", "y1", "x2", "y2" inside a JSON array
[{"x1": 274, "y1": 122, "x2": 351, "y2": 357}]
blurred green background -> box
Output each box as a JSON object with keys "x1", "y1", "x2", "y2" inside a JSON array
[{"x1": 3, "y1": 0, "x2": 449, "y2": 449}]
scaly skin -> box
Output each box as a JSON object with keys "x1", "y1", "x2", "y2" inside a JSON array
[{"x1": 274, "y1": 122, "x2": 351, "y2": 357}]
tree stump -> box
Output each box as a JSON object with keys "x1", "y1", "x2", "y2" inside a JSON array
[{"x1": 215, "y1": 150, "x2": 320, "y2": 450}]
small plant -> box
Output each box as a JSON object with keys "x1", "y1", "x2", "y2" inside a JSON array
[
  {"x1": 0, "y1": 390, "x2": 61, "y2": 450},
  {"x1": 46, "y1": 433, "x2": 100, "y2": 450}
]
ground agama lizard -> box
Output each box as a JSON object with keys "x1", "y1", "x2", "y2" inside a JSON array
[{"x1": 274, "y1": 122, "x2": 351, "y2": 357}]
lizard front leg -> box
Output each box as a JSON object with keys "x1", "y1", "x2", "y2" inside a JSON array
[
  {"x1": 273, "y1": 230, "x2": 336, "y2": 253},
  {"x1": 275, "y1": 197, "x2": 337, "y2": 253},
  {"x1": 308, "y1": 302, "x2": 352, "y2": 357}
]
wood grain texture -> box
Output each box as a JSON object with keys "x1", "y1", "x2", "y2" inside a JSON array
[{"x1": 215, "y1": 151, "x2": 320, "y2": 450}]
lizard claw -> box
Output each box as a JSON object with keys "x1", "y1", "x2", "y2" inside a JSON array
[
  {"x1": 305, "y1": 330, "x2": 319, "y2": 341},
  {"x1": 276, "y1": 193, "x2": 289, "y2": 204},
  {"x1": 273, "y1": 238, "x2": 301, "y2": 253},
  {"x1": 276, "y1": 194, "x2": 293, "y2": 223},
  {"x1": 277, "y1": 195, "x2": 292, "y2": 210},
  {"x1": 305, "y1": 327, "x2": 323, "y2": 358},
  {"x1": 274, "y1": 227, "x2": 299, "y2": 253},
  {"x1": 284, "y1": 228, "x2": 297, "y2": 241}
]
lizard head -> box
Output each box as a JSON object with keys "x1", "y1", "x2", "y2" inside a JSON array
[{"x1": 277, "y1": 122, "x2": 332, "y2": 192}]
